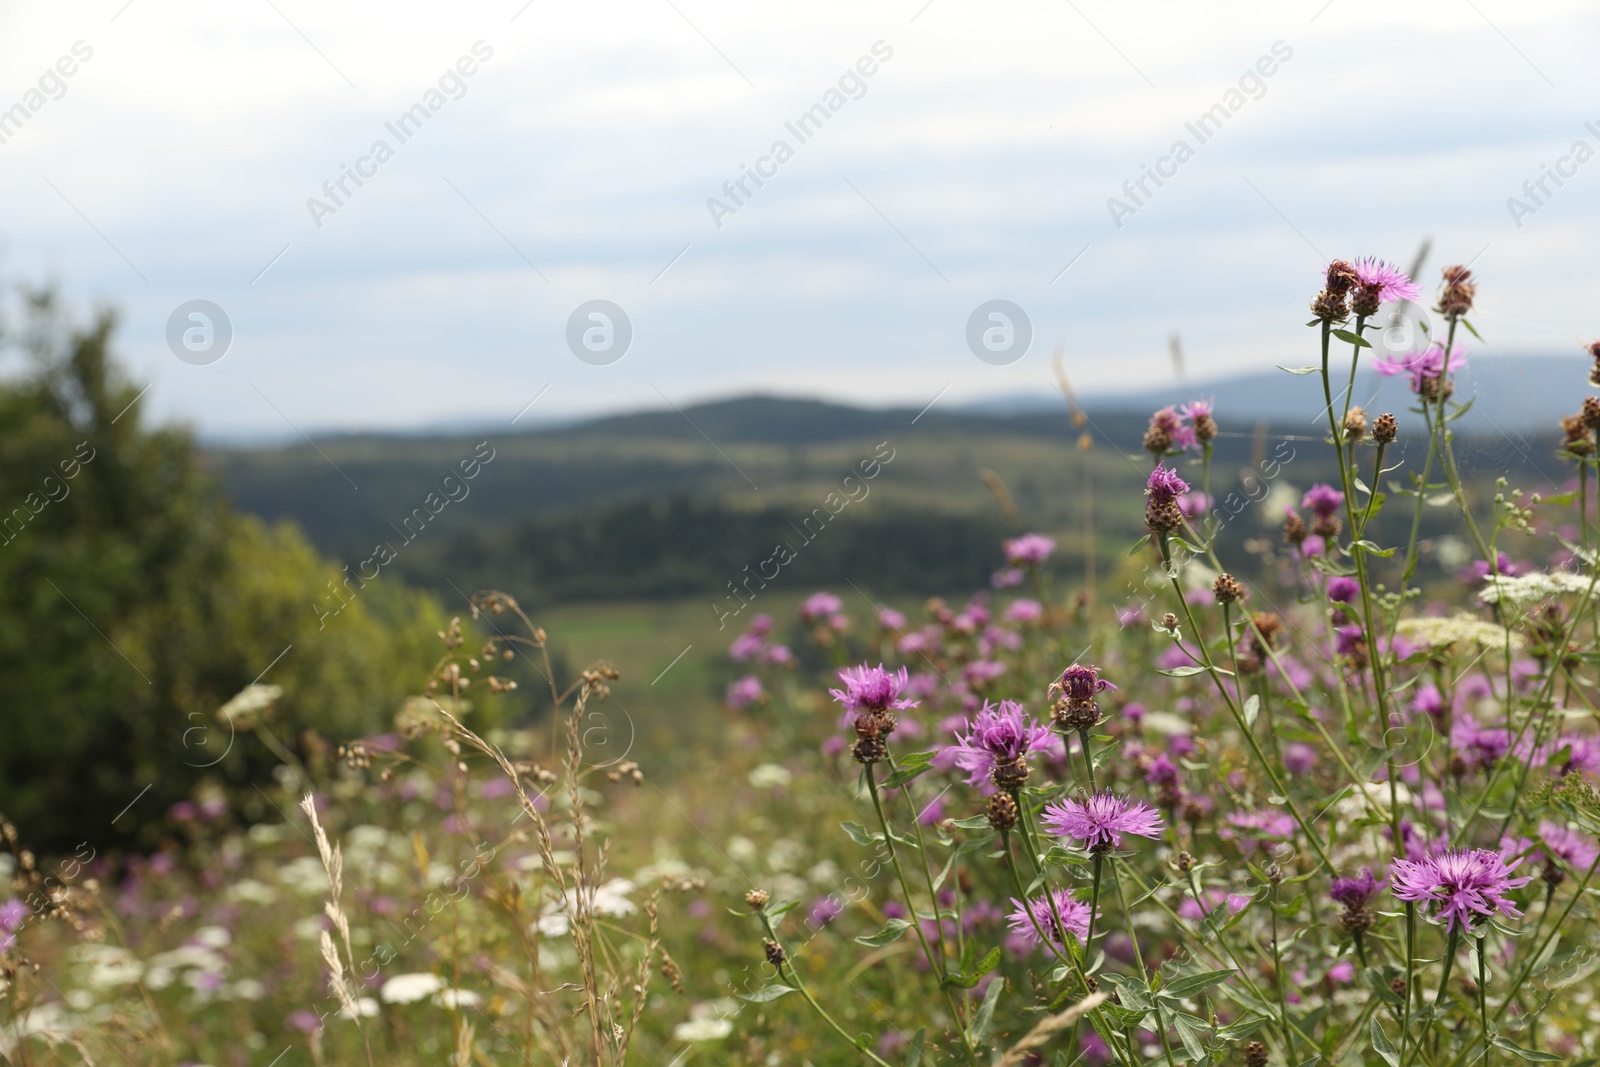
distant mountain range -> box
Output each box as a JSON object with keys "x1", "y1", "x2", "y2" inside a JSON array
[{"x1": 961, "y1": 354, "x2": 1587, "y2": 437}]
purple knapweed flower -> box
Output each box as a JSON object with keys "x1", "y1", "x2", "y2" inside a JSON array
[
  {"x1": 0, "y1": 899, "x2": 26, "y2": 934},
  {"x1": 991, "y1": 567, "x2": 1025, "y2": 588},
  {"x1": 1042, "y1": 792, "x2": 1164, "y2": 853},
  {"x1": 1147, "y1": 465, "x2": 1190, "y2": 504},
  {"x1": 1302, "y1": 484, "x2": 1344, "y2": 519},
  {"x1": 725, "y1": 675, "x2": 764, "y2": 710},
  {"x1": 829, "y1": 664, "x2": 917, "y2": 714},
  {"x1": 1330, "y1": 867, "x2": 1384, "y2": 909},
  {"x1": 799, "y1": 592, "x2": 843, "y2": 623},
  {"x1": 1222, "y1": 809, "x2": 1296, "y2": 854},
  {"x1": 1352, "y1": 257, "x2": 1423, "y2": 305},
  {"x1": 1325, "y1": 576, "x2": 1360, "y2": 604},
  {"x1": 1537, "y1": 822, "x2": 1599, "y2": 872},
  {"x1": 1283, "y1": 742, "x2": 1319, "y2": 775},
  {"x1": 809, "y1": 896, "x2": 844, "y2": 927},
  {"x1": 1004, "y1": 533, "x2": 1056, "y2": 566},
  {"x1": 1374, "y1": 341, "x2": 1467, "y2": 394},
  {"x1": 1148, "y1": 407, "x2": 1198, "y2": 451},
  {"x1": 945, "y1": 700, "x2": 1054, "y2": 790},
  {"x1": 875, "y1": 606, "x2": 907, "y2": 631},
  {"x1": 1050, "y1": 663, "x2": 1117, "y2": 731},
  {"x1": 1178, "y1": 492, "x2": 1212, "y2": 520},
  {"x1": 728, "y1": 633, "x2": 764, "y2": 661},
  {"x1": 1007, "y1": 888, "x2": 1092, "y2": 951},
  {"x1": 1004, "y1": 598, "x2": 1043, "y2": 624},
  {"x1": 1390, "y1": 846, "x2": 1530, "y2": 932}
]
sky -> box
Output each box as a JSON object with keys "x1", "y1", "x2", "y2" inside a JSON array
[{"x1": 0, "y1": 0, "x2": 1596, "y2": 438}]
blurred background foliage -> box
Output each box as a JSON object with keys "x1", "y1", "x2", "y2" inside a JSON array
[{"x1": 0, "y1": 289, "x2": 443, "y2": 853}]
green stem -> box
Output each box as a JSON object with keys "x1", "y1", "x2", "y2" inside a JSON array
[{"x1": 759, "y1": 913, "x2": 896, "y2": 1067}]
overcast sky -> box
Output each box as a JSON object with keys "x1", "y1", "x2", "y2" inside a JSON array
[{"x1": 0, "y1": 0, "x2": 1595, "y2": 436}]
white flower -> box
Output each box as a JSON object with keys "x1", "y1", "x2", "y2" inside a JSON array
[
  {"x1": 277, "y1": 856, "x2": 330, "y2": 895},
  {"x1": 293, "y1": 916, "x2": 326, "y2": 941},
  {"x1": 747, "y1": 763, "x2": 792, "y2": 789},
  {"x1": 1479, "y1": 570, "x2": 1600, "y2": 605},
  {"x1": 228, "y1": 979, "x2": 266, "y2": 1001},
  {"x1": 339, "y1": 997, "x2": 380, "y2": 1019},
  {"x1": 217, "y1": 684, "x2": 281, "y2": 728},
  {"x1": 224, "y1": 879, "x2": 276, "y2": 905},
  {"x1": 193, "y1": 926, "x2": 232, "y2": 949},
  {"x1": 725, "y1": 836, "x2": 758, "y2": 865},
  {"x1": 674, "y1": 1017, "x2": 734, "y2": 1042},
  {"x1": 1396, "y1": 613, "x2": 1522, "y2": 651},
  {"x1": 593, "y1": 878, "x2": 636, "y2": 917},
  {"x1": 381, "y1": 972, "x2": 445, "y2": 1004},
  {"x1": 766, "y1": 839, "x2": 804, "y2": 873},
  {"x1": 433, "y1": 989, "x2": 482, "y2": 1009},
  {"x1": 536, "y1": 912, "x2": 570, "y2": 938}
]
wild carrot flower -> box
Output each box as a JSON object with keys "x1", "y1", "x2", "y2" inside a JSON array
[
  {"x1": 1050, "y1": 663, "x2": 1116, "y2": 731},
  {"x1": 1390, "y1": 846, "x2": 1530, "y2": 932},
  {"x1": 1007, "y1": 889, "x2": 1091, "y2": 951},
  {"x1": 946, "y1": 700, "x2": 1055, "y2": 791},
  {"x1": 1004, "y1": 533, "x2": 1056, "y2": 566},
  {"x1": 1043, "y1": 792, "x2": 1164, "y2": 853}
]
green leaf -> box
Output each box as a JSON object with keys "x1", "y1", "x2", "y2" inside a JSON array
[
  {"x1": 905, "y1": 1030, "x2": 926, "y2": 1067},
  {"x1": 967, "y1": 976, "x2": 1005, "y2": 1045},
  {"x1": 1333, "y1": 328, "x2": 1372, "y2": 348},
  {"x1": 1277, "y1": 365, "x2": 1321, "y2": 375},
  {"x1": 1490, "y1": 1036, "x2": 1562, "y2": 1061},
  {"x1": 882, "y1": 751, "x2": 935, "y2": 789},
  {"x1": 1160, "y1": 968, "x2": 1236, "y2": 1000},
  {"x1": 1173, "y1": 1012, "x2": 1209, "y2": 1061},
  {"x1": 1129, "y1": 534, "x2": 1151, "y2": 556},
  {"x1": 1243, "y1": 694, "x2": 1260, "y2": 729},
  {"x1": 767, "y1": 899, "x2": 799, "y2": 920},
  {"x1": 840, "y1": 822, "x2": 880, "y2": 847},
  {"x1": 739, "y1": 983, "x2": 796, "y2": 1003},
  {"x1": 1371, "y1": 1018, "x2": 1400, "y2": 1067},
  {"x1": 951, "y1": 814, "x2": 992, "y2": 830},
  {"x1": 1103, "y1": 1002, "x2": 1150, "y2": 1028},
  {"x1": 1159, "y1": 665, "x2": 1210, "y2": 678},
  {"x1": 972, "y1": 946, "x2": 1002, "y2": 978},
  {"x1": 1462, "y1": 317, "x2": 1484, "y2": 342},
  {"x1": 854, "y1": 918, "x2": 912, "y2": 947},
  {"x1": 1351, "y1": 539, "x2": 1396, "y2": 557}
]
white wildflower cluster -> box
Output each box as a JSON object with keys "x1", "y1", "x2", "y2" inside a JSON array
[
  {"x1": 535, "y1": 878, "x2": 637, "y2": 937},
  {"x1": 1478, "y1": 569, "x2": 1600, "y2": 605},
  {"x1": 378, "y1": 971, "x2": 482, "y2": 1009},
  {"x1": 1396, "y1": 613, "x2": 1523, "y2": 651},
  {"x1": 216, "y1": 684, "x2": 281, "y2": 728},
  {"x1": 747, "y1": 763, "x2": 792, "y2": 789},
  {"x1": 674, "y1": 998, "x2": 739, "y2": 1042}
]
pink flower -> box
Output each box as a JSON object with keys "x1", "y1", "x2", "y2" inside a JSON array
[
  {"x1": 1007, "y1": 889, "x2": 1091, "y2": 951},
  {"x1": 944, "y1": 700, "x2": 1055, "y2": 788},
  {"x1": 1042, "y1": 792, "x2": 1164, "y2": 852},
  {"x1": 1374, "y1": 341, "x2": 1467, "y2": 393},
  {"x1": 1004, "y1": 533, "x2": 1056, "y2": 566},
  {"x1": 1004, "y1": 598, "x2": 1043, "y2": 624},
  {"x1": 829, "y1": 664, "x2": 918, "y2": 714},
  {"x1": 1390, "y1": 846, "x2": 1530, "y2": 932},
  {"x1": 799, "y1": 592, "x2": 843, "y2": 622},
  {"x1": 725, "y1": 675, "x2": 764, "y2": 709},
  {"x1": 1537, "y1": 822, "x2": 1599, "y2": 872},
  {"x1": 875, "y1": 606, "x2": 907, "y2": 631},
  {"x1": 1352, "y1": 257, "x2": 1422, "y2": 304},
  {"x1": 1147, "y1": 465, "x2": 1189, "y2": 504},
  {"x1": 1302, "y1": 484, "x2": 1344, "y2": 519}
]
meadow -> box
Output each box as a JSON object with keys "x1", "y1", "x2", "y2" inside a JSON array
[{"x1": 5, "y1": 260, "x2": 1600, "y2": 1067}]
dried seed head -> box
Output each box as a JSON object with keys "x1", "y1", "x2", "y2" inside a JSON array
[
  {"x1": 1584, "y1": 395, "x2": 1600, "y2": 429},
  {"x1": 1175, "y1": 851, "x2": 1194, "y2": 873},
  {"x1": 1437, "y1": 264, "x2": 1476, "y2": 318},
  {"x1": 1144, "y1": 498, "x2": 1184, "y2": 535},
  {"x1": 1373, "y1": 412, "x2": 1398, "y2": 444},
  {"x1": 763, "y1": 940, "x2": 786, "y2": 967},
  {"x1": 1282, "y1": 511, "x2": 1308, "y2": 545},
  {"x1": 745, "y1": 889, "x2": 770, "y2": 911},
  {"x1": 1142, "y1": 424, "x2": 1172, "y2": 455},
  {"x1": 851, "y1": 736, "x2": 887, "y2": 766},
  {"x1": 1324, "y1": 259, "x2": 1359, "y2": 296},
  {"x1": 986, "y1": 792, "x2": 1019, "y2": 832},
  {"x1": 1310, "y1": 288, "x2": 1348, "y2": 323},
  {"x1": 1244, "y1": 1040, "x2": 1269, "y2": 1067},
  {"x1": 1212, "y1": 573, "x2": 1245, "y2": 605},
  {"x1": 1343, "y1": 406, "x2": 1368, "y2": 442},
  {"x1": 990, "y1": 758, "x2": 1031, "y2": 792}
]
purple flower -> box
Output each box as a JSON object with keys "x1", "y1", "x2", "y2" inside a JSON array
[
  {"x1": 945, "y1": 701, "x2": 1055, "y2": 788},
  {"x1": 1452, "y1": 721, "x2": 1511, "y2": 772},
  {"x1": 962, "y1": 660, "x2": 1007, "y2": 687},
  {"x1": 728, "y1": 633, "x2": 764, "y2": 661},
  {"x1": 1004, "y1": 598, "x2": 1043, "y2": 624},
  {"x1": 1149, "y1": 407, "x2": 1198, "y2": 451},
  {"x1": 809, "y1": 896, "x2": 844, "y2": 927},
  {"x1": 799, "y1": 592, "x2": 843, "y2": 622},
  {"x1": 991, "y1": 567, "x2": 1025, "y2": 588},
  {"x1": 876, "y1": 606, "x2": 907, "y2": 631},
  {"x1": 1053, "y1": 663, "x2": 1117, "y2": 704},
  {"x1": 1004, "y1": 533, "x2": 1056, "y2": 566},
  {"x1": 1302, "y1": 484, "x2": 1344, "y2": 519},
  {"x1": 1352, "y1": 257, "x2": 1423, "y2": 305},
  {"x1": 287, "y1": 1009, "x2": 322, "y2": 1034},
  {"x1": 1147, "y1": 465, "x2": 1189, "y2": 504},
  {"x1": 1007, "y1": 889, "x2": 1092, "y2": 951},
  {"x1": 1178, "y1": 492, "x2": 1211, "y2": 520},
  {"x1": 1374, "y1": 341, "x2": 1467, "y2": 393},
  {"x1": 1329, "y1": 867, "x2": 1384, "y2": 908},
  {"x1": 1222, "y1": 809, "x2": 1296, "y2": 853},
  {"x1": 1537, "y1": 822, "x2": 1599, "y2": 872},
  {"x1": 1042, "y1": 792, "x2": 1164, "y2": 852},
  {"x1": 1144, "y1": 753, "x2": 1178, "y2": 786},
  {"x1": 1412, "y1": 683, "x2": 1444, "y2": 719},
  {"x1": 829, "y1": 664, "x2": 918, "y2": 714},
  {"x1": 0, "y1": 899, "x2": 27, "y2": 933},
  {"x1": 1390, "y1": 846, "x2": 1530, "y2": 932},
  {"x1": 725, "y1": 675, "x2": 764, "y2": 710},
  {"x1": 1178, "y1": 398, "x2": 1214, "y2": 422},
  {"x1": 1335, "y1": 625, "x2": 1366, "y2": 657},
  {"x1": 1282, "y1": 742, "x2": 1319, "y2": 775},
  {"x1": 1325, "y1": 576, "x2": 1360, "y2": 603}
]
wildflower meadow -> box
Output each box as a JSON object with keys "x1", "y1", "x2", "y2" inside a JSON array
[{"x1": 6, "y1": 259, "x2": 1600, "y2": 1067}]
